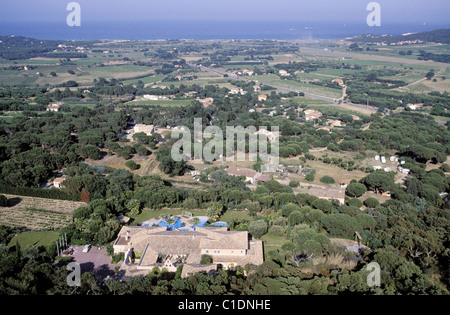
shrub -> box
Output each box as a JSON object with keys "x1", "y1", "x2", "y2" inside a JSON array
[
  {"x1": 363, "y1": 197, "x2": 380, "y2": 208},
  {"x1": 347, "y1": 198, "x2": 363, "y2": 208},
  {"x1": 0, "y1": 194, "x2": 8, "y2": 207},
  {"x1": 200, "y1": 255, "x2": 213, "y2": 264},
  {"x1": 440, "y1": 164, "x2": 450, "y2": 172},
  {"x1": 289, "y1": 180, "x2": 300, "y2": 188},
  {"x1": 126, "y1": 160, "x2": 140, "y2": 170},
  {"x1": 183, "y1": 198, "x2": 198, "y2": 209},
  {"x1": 111, "y1": 252, "x2": 124, "y2": 264},
  {"x1": 320, "y1": 176, "x2": 335, "y2": 184},
  {"x1": 305, "y1": 174, "x2": 315, "y2": 182},
  {"x1": 248, "y1": 220, "x2": 268, "y2": 239},
  {"x1": 269, "y1": 225, "x2": 285, "y2": 236}
]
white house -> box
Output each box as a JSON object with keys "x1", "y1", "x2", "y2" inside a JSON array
[
  {"x1": 53, "y1": 177, "x2": 66, "y2": 189},
  {"x1": 47, "y1": 102, "x2": 64, "y2": 112}
]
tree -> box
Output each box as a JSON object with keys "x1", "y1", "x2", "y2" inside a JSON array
[
  {"x1": 192, "y1": 217, "x2": 200, "y2": 227},
  {"x1": 78, "y1": 145, "x2": 102, "y2": 160},
  {"x1": 312, "y1": 199, "x2": 332, "y2": 213},
  {"x1": 361, "y1": 171, "x2": 394, "y2": 194},
  {"x1": 356, "y1": 213, "x2": 377, "y2": 230},
  {"x1": 425, "y1": 70, "x2": 435, "y2": 80},
  {"x1": 80, "y1": 189, "x2": 90, "y2": 203},
  {"x1": 320, "y1": 214, "x2": 363, "y2": 239},
  {"x1": 288, "y1": 211, "x2": 304, "y2": 227},
  {"x1": 207, "y1": 202, "x2": 224, "y2": 221},
  {"x1": 281, "y1": 203, "x2": 300, "y2": 217},
  {"x1": 248, "y1": 220, "x2": 268, "y2": 239},
  {"x1": 305, "y1": 174, "x2": 315, "y2": 182},
  {"x1": 346, "y1": 183, "x2": 367, "y2": 197}
]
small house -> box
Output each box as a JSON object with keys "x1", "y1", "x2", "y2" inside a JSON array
[
  {"x1": 304, "y1": 109, "x2": 323, "y2": 121},
  {"x1": 53, "y1": 177, "x2": 66, "y2": 189},
  {"x1": 47, "y1": 102, "x2": 64, "y2": 112},
  {"x1": 258, "y1": 94, "x2": 268, "y2": 102}
]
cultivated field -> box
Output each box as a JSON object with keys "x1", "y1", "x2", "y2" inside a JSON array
[{"x1": 0, "y1": 194, "x2": 85, "y2": 230}]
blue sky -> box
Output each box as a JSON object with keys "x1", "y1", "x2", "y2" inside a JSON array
[{"x1": 1, "y1": 0, "x2": 449, "y2": 25}]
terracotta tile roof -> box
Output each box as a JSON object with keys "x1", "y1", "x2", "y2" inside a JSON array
[
  {"x1": 227, "y1": 166, "x2": 257, "y2": 178},
  {"x1": 308, "y1": 187, "x2": 345, "y2": 200}
]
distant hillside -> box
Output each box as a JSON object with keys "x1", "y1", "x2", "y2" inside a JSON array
[
  {"x1": 0, "y1": 36, "x2": 94, "y2": 60},
  {"x1": 350, "y1": 28, "x2": 450, "y2": 45},
  {"x1": 0, "y1": 36, "x2": 61, "y2": 60}
]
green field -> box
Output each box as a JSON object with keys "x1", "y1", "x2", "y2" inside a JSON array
[
  {"x1": 8, "y1": 231, "x2": 60, "y2": 251},
  {"x1": 256, "y1": 74, "x2": 342, "y2": 99}
]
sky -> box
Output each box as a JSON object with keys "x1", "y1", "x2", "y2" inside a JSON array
[{"x1": 0, "y1": 0, "x2": 449, "y2": 25}]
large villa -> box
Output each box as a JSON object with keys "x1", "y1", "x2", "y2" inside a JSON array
[{"x1": 113, "y1": 225, "x2": 264, "y2": 278}]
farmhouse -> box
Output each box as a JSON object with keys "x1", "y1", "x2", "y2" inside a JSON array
[
  {"x1": 407, "y1": 103, "x2": 424, "y2": 111},
  {"x1": 133, "y1": 124, "x2": 155, "y2": 136},
  {"x1": 226, "y1": 166, "x2": 258, "y2": 184},
  {"x1": 46, "y1": 102, "x2": 64, "y2": 112},
  {"x1": 258, "y1": 94, "x2": 268, "y2": 102},
  {"x1": 198, "y1": 97, "x2": 214, "y2": 108},
  {"x1": 53, "y1": 177, "x2": 66, "y2": 189},
  {"x1": 255, "y1": 128, "x2": 278, "y2": 142},
  {"x1": 308, "y1": 187, "x2": 345, "y2": 205},
  {"x1": 304, "y1": 109, "x2": 323, "y2": 121},
  {"x1": 143, "y1": 95, "x2": 168, "y2": 101},
  {"x1": 327, "y1": 119, "x2": 343, "y2": 128},
  {"x1": 332, "y1": 78, "x2": 345, "y2": 87},
  {"x1": 113, "y1": 226, "x2": 264, "y2": 278}
]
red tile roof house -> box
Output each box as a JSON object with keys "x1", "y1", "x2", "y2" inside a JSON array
[
  {"x1": 46, "y1": 102, "x2": 64, "y2": 112},
  {"x1": 53, "y1": 177, "x2": 66, "y2": 189},
  {"x1": 226, "y1": 166, "x2": 258, "y2": 184},
  {"x1": 226, "y1": 166, "x2": 272, "y2": 184},
  {"x1": 113, "y1": 226, "x2": 264, "y2": 278}
]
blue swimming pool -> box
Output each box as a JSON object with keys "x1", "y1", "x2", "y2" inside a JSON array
[{"x1": 153, "y1": 217, "x2": 183, "y2": 230}]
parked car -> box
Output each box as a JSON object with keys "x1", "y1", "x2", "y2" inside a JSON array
[{"x1": 82, "y1": 244, "x2": 91, "y2": 253}]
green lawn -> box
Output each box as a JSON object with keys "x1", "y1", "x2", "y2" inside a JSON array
[
  {"x1": 261, "y1": 233, "x2": 287, "y2": 259},
  {"x1": 8, "y1": 231, "x2": 60, "y2": 251}
]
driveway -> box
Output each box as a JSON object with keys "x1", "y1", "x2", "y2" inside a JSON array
[{"x1": 64, "y1": 245, "x2": 120, "y2": 281}]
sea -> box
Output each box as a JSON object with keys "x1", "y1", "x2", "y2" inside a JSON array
[{"x1": 0, "y1": 20, "x2": 448, "y2": 41}]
